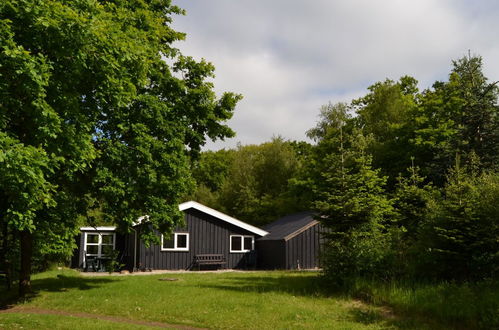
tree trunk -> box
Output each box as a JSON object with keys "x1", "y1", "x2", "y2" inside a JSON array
[
  {"x1": 19, "y1": 230, "x2": 33, "y2": 296},
  {"x1": 1, "y1": 221, "x2": 11, "y2": 290}
]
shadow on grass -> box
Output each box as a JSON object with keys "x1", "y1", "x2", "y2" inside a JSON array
[
  {"x1": 195, "y1": 274, "x2": 328, "y2": 297},
  {"x1": 0, "y1": 274, "x2": 116, "y2": 309},
  {"x1": 195, "y1": 274, "x2": 432, "y2": 329}
]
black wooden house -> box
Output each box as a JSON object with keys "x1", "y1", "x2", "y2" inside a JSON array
[
  {"x1": 74, "y1": 201, "x2": 269, "y2": 271},
  {"x1": 73, "y1": 202, "x2": 326, "y2": 271}
]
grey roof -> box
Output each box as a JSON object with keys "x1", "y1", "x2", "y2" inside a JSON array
[{"x1": 258, "y1": 211, "x2": 318, "y2": 241}]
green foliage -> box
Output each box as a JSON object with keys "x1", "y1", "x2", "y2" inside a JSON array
[
  {"x1": 308, "y1": 103, "x2": 395, "y2": 284},
  {"x1": 345, "y1": 277, "x2": 499, "y2": 330},
  {"x1": 418, "y1": 163, "x2": 499, "y2": 280},
  {"x1": 218, "y1": 137, "x2": 306, "y2": 225},
  {"x1": 309, "y1": 54, "x2": 498, "y2": 286},
  {"x1": 393, "y1": 164, "x2": 436, "y2": 237},
  {"x1": 0, "y1": 0, "x2": 239, "y2": 287},
  {"x1": 414, "y1": 55, "x2": 499, "y2": 184},
  {"x1": 187, "y1": 149, "x2": 235, "y2": 210},
  {"x1": 192, "y1": 149, "x2": 236, "y2": 192},
  {"x1": 0, "y1": 133, "x2": 55, "y2": 231},
  {"x1": 103, "y1": 250, "x2": 125, "y2": 274},
  {"x1": 352, "y1": 77, "x2": 419, "y2": 186},
  {"x1": 386, "y1": 164, "x2": 439, "y2": 277},
  {"x1": 306, "y1": 102, "x2": 352, "y2": 143},
  {"x1": 189, "y1": 137, "x2": 311, "y2": 226}
]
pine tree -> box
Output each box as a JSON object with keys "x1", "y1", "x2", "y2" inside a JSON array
[
  {"x1": 422, "y1": 158, "x2": 499, "y2": 280},
  {"x1": 309, "y1": 105, "x2": 394, "y2": 284},
  {"x1": 392, "y1": 161, "x2": 437, "y2": 277}
]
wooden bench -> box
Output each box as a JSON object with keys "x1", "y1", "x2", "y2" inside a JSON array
[{"x1": 193, "y1": 254, "x2": 226, "y2": 270}]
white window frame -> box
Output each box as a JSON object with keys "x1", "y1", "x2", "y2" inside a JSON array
[
  {"x1": 83, "y1": 232, "x2": 116, "y2": 267},
  {"x1": 161, "y1": 233, "x2": 189, "y2": 251},
  {"x1": 230, "y1": 235, "x2": 254, "y2": 253}
]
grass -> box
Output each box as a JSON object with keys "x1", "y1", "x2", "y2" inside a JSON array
[
  {"x1": 0, "y1": 269, "x2": 425, "y2": 330},
  {"x1": 345, "y1": 278, "x2": 499, "y2": 330},
  {"x1": 1, "y1": 269, "x2": 494, "y2": 329},
  {"x1": 0, "y1": 313, "x2": 152, "y2": 330}
]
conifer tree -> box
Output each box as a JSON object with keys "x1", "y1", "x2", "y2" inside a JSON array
[
  {"x1": 422, "y1": 158, "x2": 499, "y2": 280},
  {"x1": 309, "y1": 104, "x2": 394, "y2": 284}
]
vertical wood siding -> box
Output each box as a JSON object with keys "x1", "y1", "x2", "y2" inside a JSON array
[
  {"x1": 256, "y1": 240, "x2": 286, "y2": 269},
  {"x1": 285, "y1": 223, "x2": 324, "y2": 269},
  {"x1": 285, "y1": 223, "x2": 322, "y2": 269},
  {"x1": 138, "y1": 209, "x2": 258, "y2": 270}
]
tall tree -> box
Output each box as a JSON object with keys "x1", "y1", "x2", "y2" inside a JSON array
[
  {"x1": 391, "y1": 163, "x2": 438, "y2": 277},
  {"x1": 352, "y1": 77, "x2": 419, "y2": 187},
  {"x1": 414, "y1": 55, "x2": 499, "y2": 184},
  {"x1": 0, "y1": 0, "x2": 239, "y2": 294},
  {"x1": 420, "y1": 160, "x2": 499, "y2": 280},
  {"x1": 308, "y1": 103, "x2": 395, "y2": 284}
]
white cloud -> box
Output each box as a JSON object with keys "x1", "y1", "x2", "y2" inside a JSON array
[{"x1": 172, "y1": 0, "x2": 499, "y2": 150}]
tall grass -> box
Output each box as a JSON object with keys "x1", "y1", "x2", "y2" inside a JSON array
[{"x1": 344, "y1": 277, "x2": 499, "y2": 329}]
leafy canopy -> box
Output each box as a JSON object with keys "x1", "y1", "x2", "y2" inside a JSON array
[{"x1": 0, "y1": 0, "x2": 240, "y2": 283}]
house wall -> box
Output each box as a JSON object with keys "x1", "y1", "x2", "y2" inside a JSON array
[
  {"x1": 256, "y1": 240, "x2": 286, "y2": 269},
  {"x1": 137, "y1": 209, "x2": 258, "y2": 270},
  {"x1": 285, "y1": 223, "x2": 323, "y2": 269}
]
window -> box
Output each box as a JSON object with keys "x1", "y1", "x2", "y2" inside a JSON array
[
  {"x1": 84, "y1": 232, "x2": 115, "y2": 261},
  {"x1": 161, "y1": 233, "x2": 189, "y2": 251},
  {"x1": 230, "y1": 235, "x2": 254, "y2": 253}
]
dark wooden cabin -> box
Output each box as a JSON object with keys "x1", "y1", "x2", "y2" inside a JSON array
[
  {"x1": 256, "y1": 212, "x2": 325, "y2": 270},
  {"x1": 73, "y1": 201, "x2": 268, "y2": 271},
  {"x1": 135, "y1": 201, "x2": 268, "y2": 270},
  {"x1": 73, "y1": 203, "x2": 327, "y2": 272}
]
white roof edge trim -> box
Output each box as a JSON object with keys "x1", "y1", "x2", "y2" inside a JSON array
[
  {"x1": 133, "y1": 215, "x2": 149, "y2": 226},
  {"x1": 179, "y1": 201, "x2": 269, "y2": 237},
  {"x1": 80, "y1": 226, "x2": 116, "y2": 231}
]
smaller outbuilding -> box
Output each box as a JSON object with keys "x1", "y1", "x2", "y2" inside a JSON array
[{"x1": 256, "y1": 211, "x2": 326, "y2": 270}]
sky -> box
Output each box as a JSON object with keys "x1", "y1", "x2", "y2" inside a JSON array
[{"x1": 171, "y1": 0, "x2": 499, "y2": 150}]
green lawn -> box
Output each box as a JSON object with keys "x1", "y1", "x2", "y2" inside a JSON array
[
  {"x1": 0, "y1": 270, "x2": 440, "y2": 329},
  {"x1": 0, "y1": 313, "x2": 152, "y2": 330}
]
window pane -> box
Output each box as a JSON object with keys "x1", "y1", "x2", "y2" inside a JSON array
[
  {"x1": 101, "y1": 245, "x2": 114, "y2": 256},
  {"x1": 231, "y1": 236, "x2": 242, "y2": 251},
  {"x1": 86, "y1": 245, "x2": 98, "y2": 255},
  {"x1": 162, "y1": 235, "x2": 174, "y2": 249},
  {"x1": 177, "y1": 234, "x2": 187, "y2": 248},
  {"x1": 101, "y1": 234, "x2": 114, "y2": 245},
  {"x1": 244, "y1": 237, "x2": 253, "y2": 250},
  {"x1": 86, "y1": 234, "x2": 99, "y2": 244}
]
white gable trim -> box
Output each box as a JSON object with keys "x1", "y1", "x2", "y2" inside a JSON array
[
  {"x1": 80, "y1": 226, "x2": 116, "y2": 231},
  {"x1": 179, "y1": 201, "x2": 269, "y2": 237}
]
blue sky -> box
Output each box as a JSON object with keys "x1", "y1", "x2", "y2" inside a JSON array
[{"x1": 172, "y1": 0, "x2": 499, "y2": 150}]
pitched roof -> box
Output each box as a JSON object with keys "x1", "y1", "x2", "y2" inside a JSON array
[
  {"x1": 179, "y1": 201, "x2": 269, "y2": 237},
  {"x1": 258, "y1": 211, "x2": 318, "y2": 241}
]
